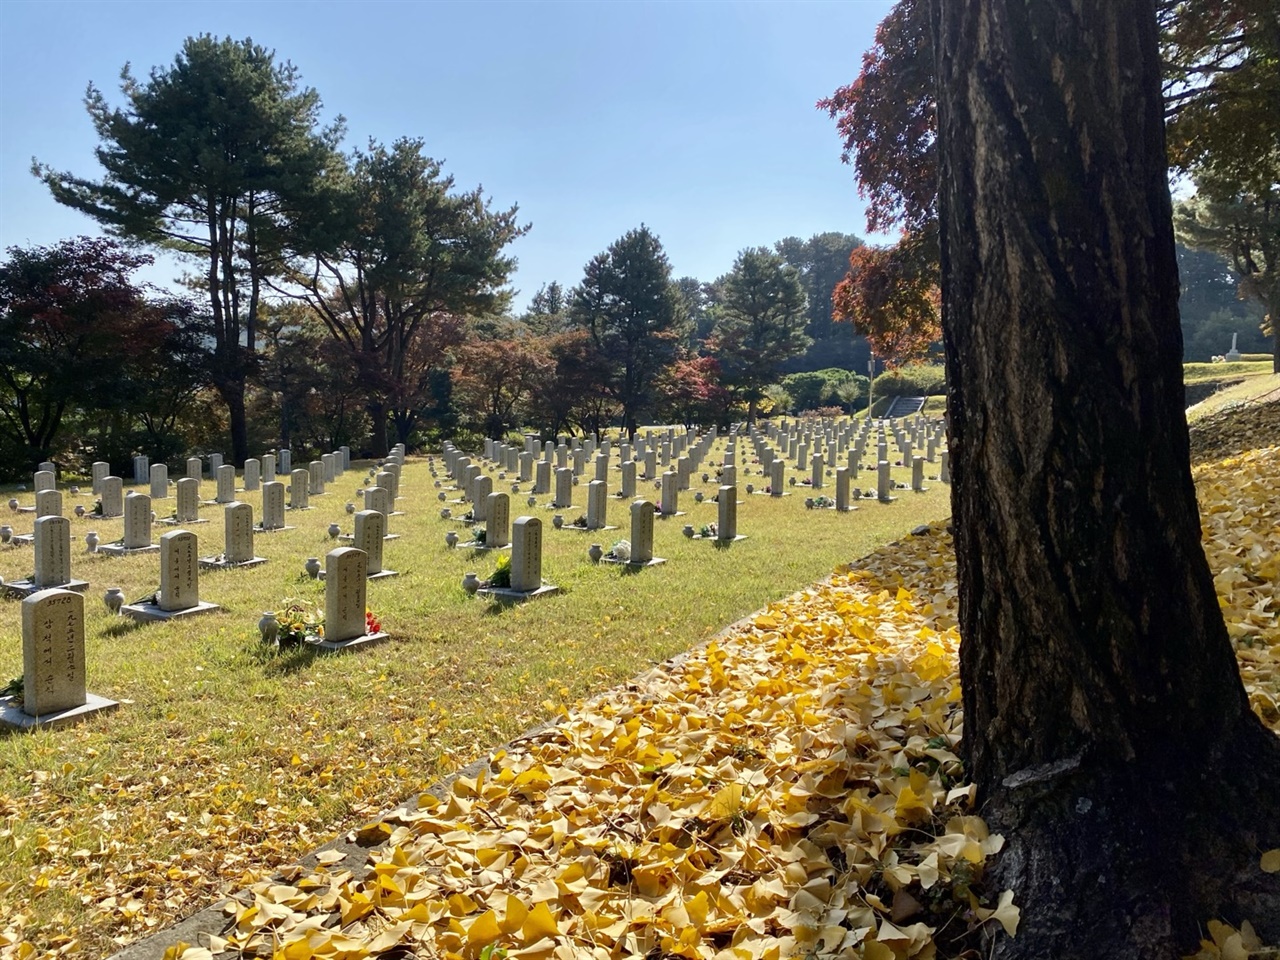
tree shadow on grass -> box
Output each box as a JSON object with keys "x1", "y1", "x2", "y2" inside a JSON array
[
  {"x1": 101, "y1": 618, "x2": 147, "y2": 638},
  {"x1": 249, "y1": 640, "x2": 321, "y2": 677}
]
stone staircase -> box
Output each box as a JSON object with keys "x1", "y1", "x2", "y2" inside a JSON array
[{"x1": 884, "y1": 395, "x2": 927, "y2": 419}]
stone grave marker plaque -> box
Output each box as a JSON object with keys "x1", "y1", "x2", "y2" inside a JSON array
[
  {"x1": 290, "y1": 470, "x2": 310, "y2": 510},
  {"x1": 215, "y1": 464, "x2": 236, "y2": 504}
]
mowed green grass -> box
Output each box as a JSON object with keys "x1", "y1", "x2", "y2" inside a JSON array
[
  {"x1": 0, "y1": 431, "x2": 951, "y2": 954},
  {"x1": 1182, "y1": 359, "x2": 1273, "y2": 384}
]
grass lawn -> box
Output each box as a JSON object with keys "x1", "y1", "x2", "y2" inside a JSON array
[
  {"x1": 1187, "y1": 373, "x2": 1280, "y2": 423},
  {"x1": 0, "y1": 428, "x2": 952, "y2": 956},
  {"x1": 1182, "y1": 359, "x2": 1273, "y2": 384}
]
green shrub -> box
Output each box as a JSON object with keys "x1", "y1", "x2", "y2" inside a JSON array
[
  {"x1": 779, "y1": 368, "x2": 869, "y2": 413},
  {"x1": 872, "y1": 364, "x2": 947, "y2": 398}
]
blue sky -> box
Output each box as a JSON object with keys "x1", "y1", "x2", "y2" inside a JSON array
[{"x1": 0, "y1": 0, "x2": 892, "y2": 307}]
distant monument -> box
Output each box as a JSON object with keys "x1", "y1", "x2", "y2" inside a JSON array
[{"x1": 1225, "y1": 333, "x2": 1241, "y2": 362}]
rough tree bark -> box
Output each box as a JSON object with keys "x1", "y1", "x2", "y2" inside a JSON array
[{"x1": 931, "y1": 1, "x2": 1280, "y2": 957}]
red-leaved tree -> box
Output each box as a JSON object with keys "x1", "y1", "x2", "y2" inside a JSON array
[{"x1": 818, "y1": 0, "x2": 940, "y2": 364}]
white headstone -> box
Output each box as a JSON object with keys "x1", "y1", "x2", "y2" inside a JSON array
[
  {"x1": 160, "y1": 530, "x2": 200, "y2": 612},
  {"x1": 100, "y1": 477, "x2": 124, "y2": 518},
  {"x1": 534, "y1": 459, "x2": 551, "y2": 495},
  {"x1": 486, "y1": 492, "x2": 510, "y2": 548},
  {"x1": 175, "y1": 477, "x2": 200, "y2": 523},
  {"x1": 308, "y1": 461, "x2": 325, "y2": 496},
  {"x1": 92, "y1": 461, "x2": 109, "y2": 495},
  {"x1": 33, "y1": 516, "x2": 72, "y2": 588},
  {"x1": 290, "y1": 470, "x2": 310, "y2": 510},
  {"x1": 215, "y1": 464, "x2": 236, "y2": 504},
  {"x1": 718, "y1": 485, "x2": 737, "y2": 540},
  {"x1": 22, "y1": 589, "x2": 86, "y2": 715},
  {"x1": 382, "y1": 462, "x2": 401, "y2": 499},
  {"x1": 660, "y1": 471, "x2": 679, "y2": 516},
  {"x1": 261, "y1": 481, "x2": 285, "y2": 530},
  {"x1": 278, "y1": 449, "x2": 291, "y2": 474},
  {"x1": 364, "y1": 485, "x2": 391, "y2": 521},
  {"x1": 811, "y1": 454, "x2": 824, "y2": 490},
  {"x1": 586, "y1": 480, "x2": 608, "y2": 529},
  {"x1": 262, "y1": 453, "x2": 276, "y2": 483},
  {"x1": 132, "y1": 455, "x2": 149, "y2": 484},
  {"x1": 554, "y1": 467, "x2": 573, "y2": 508},
  {"x1": 912, "y1": 456, "x2": 926, "y2": 492},
  {"x1": 35, "y1": 489, "x2": 62, "y2": 519},
  {"x1": 835, "y1": 467, "x2": 851, "y2": 512},
  {"x1": 878, "y1": 460, "x2": 893, "y2": 502},
  {"x1": 123, "y1": 493, "x2": 153, "y2": 549},
  {"x1": 620, "y1": 460, "x2": 636, "y2": 498},
  {"x1": 324, "y1": 547, "x2": 368, "y2": 643},
  {"x1": 471, "y1": 474, "x2": 493, "y2": 520},
  {"x1": 34, "y1": 470, "x2": 55, "y2": 493},
  {"x1": 149, "y1": 463, "x2": 169, "y2": 500},
  {"x1": 243, "y1": 458, "x2": 261, "y2": 491},
  {"x1": 208, "y1": 453, "x2": 223, "y2": 476},
  {"x1": 630, "y1": 499, "x2": 655, "y2": 564},
  {"x1": 223, "y1": 501, "x2": 255, "y2": 564},
  {"x1": 187, "y1": 457, "x2": 203, "y2": 481},
  {"x1": 354, "y1": 510, "x2": 385, "y2": 575},
  {"x1": 510, "y1": 516, "x2": 543, "y2": 592}
]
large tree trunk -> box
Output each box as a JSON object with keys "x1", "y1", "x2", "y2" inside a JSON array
[
  {"x1": 1271, "y1": 287, "x2": 1279, "y2": 373},
  {"x1": 366, "y1": 401, "x2": 390, "y2": 459},
  {"x1": 931, "y1": 2, "x2": 1280, "y2": 957},
  {"x1": 211, "y1": 375, "x2": 250, "y2": 467}
]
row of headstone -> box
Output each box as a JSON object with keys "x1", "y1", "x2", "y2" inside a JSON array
[{"x1": 2, "y1": 541, "x2": 394, "y2": 731}]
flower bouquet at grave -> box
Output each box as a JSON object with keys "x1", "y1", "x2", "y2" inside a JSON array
[
  {"x1": 484, "y1": 554, "x2": 512, "y2": 589},
  {"x1": 471, "y1": 526, "x2": 487, "y2": 545},
  {"x1": 131, "y1": 587, "x2": 160, "y2": 606},
  {"x1": 276, "y1": 599, "x2": 325, "y2": 647},
  {"x1": 365, "y1": 609, "x2": 382, "y2": 635},
  {"x1": 92, "y1": 499, "x2": 104, "y2": 516},
  {"x1": 606, "y1": 539, "x2": 631, "y2": 562},
  {"x1": 698, "y1": 522, "x2": 718, "y2": 539},
  {"x1": 569, "y1": 514, "x2": 588, "y2": 529}
]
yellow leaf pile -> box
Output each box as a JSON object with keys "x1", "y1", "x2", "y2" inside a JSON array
[
  {"x1": 218, "y1": 575, "x2": 995, "y2": 959},
  {"x1": 1189, "y1": 394, "x2": 1280, "y2": 466},
  {"x1": 207, "y1": 446, "x2": 1279, "y2": 960},
  {"x1": 5, "y1": 443, "x2": 1278, "y2": 960},
  {"x1": 1194, "y1": 447, "x2": 1280, "y2": 729}
]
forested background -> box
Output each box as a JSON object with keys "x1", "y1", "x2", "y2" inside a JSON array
[{"x1": 1, "y1": 5, "x2": 1273, "y2": 477}]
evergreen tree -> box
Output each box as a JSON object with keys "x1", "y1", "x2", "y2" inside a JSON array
[
  {"x1": 706, "y1": 248, "x2": 809, "y2": 423},
  {"x1": 34, "y1": 35, "x2": 343, "y2": 464},
  {"x1": 284, "y1": 137, "x2": 525, "y2": 454},
  {"x1": 569, "y1": 226, "x2": 683, "y2": 438}
]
